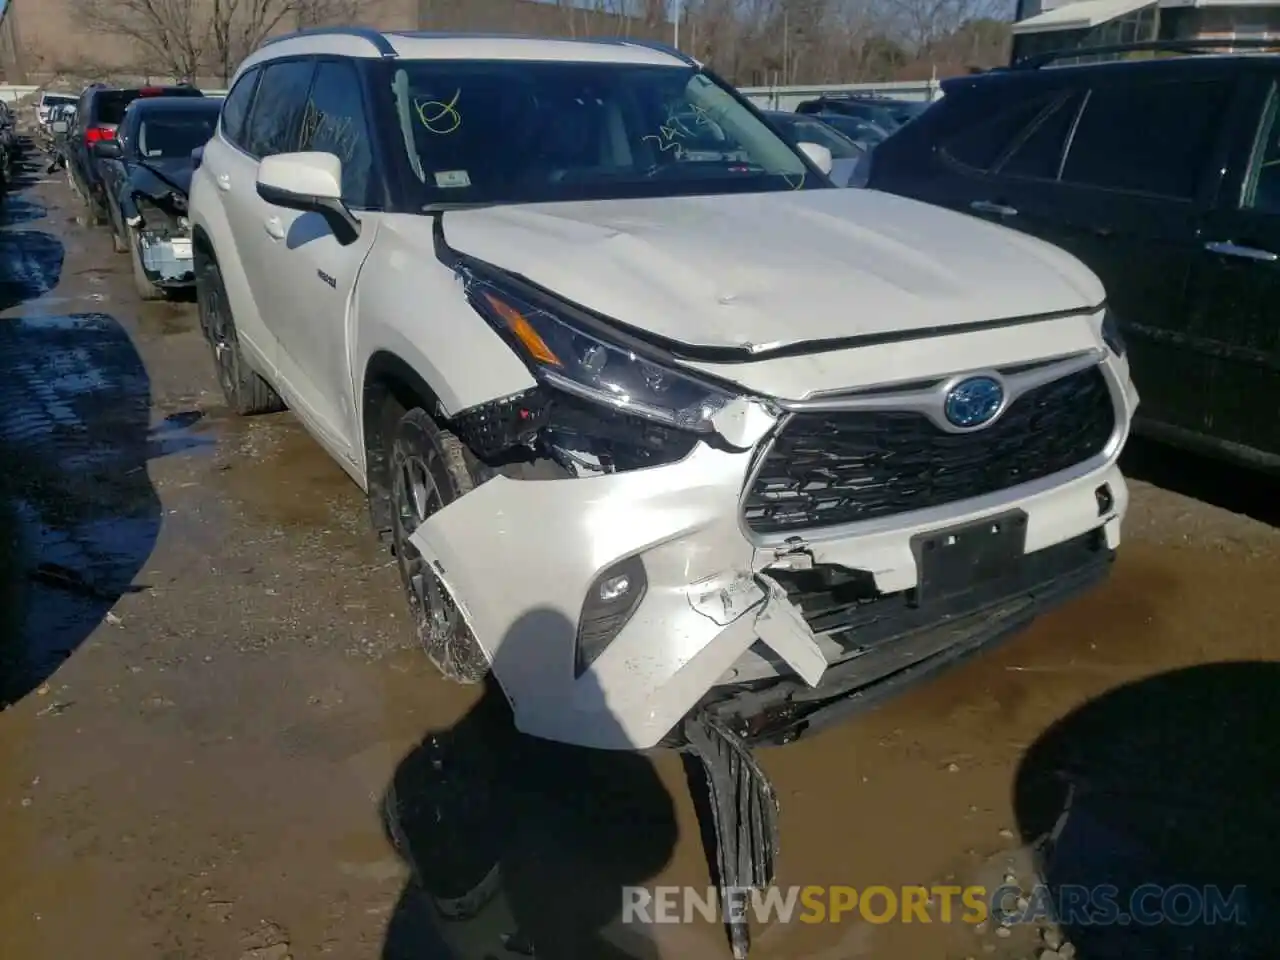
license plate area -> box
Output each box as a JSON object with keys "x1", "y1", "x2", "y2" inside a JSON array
[{"x1": 910, "y1": 510, "x2": 1028, "y2": 607}]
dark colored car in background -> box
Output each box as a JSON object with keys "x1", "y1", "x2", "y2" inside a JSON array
[
  {"x1": 44, "y1": 103, "x2": 77, "y2": 173},
  {"x1": 69, "y1": 83, "x2": 205, "y2": 225},
  {"x1": 762, "y1": 110, "x2": 867, "y2": 185},
  {"x1": 866, "y1": 41, "x2": 1280, "y2": 470},
  {"x1": 807, "y1": 112, "x2": 893, "y2": 150},
  {"x1": 795, "y1": 93, "x2": 929, "y2": 132},
  {"x1": 94, "y1": 97, "x2": 220, "y2": 300}
]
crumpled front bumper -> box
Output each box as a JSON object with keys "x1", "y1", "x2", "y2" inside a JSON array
[{"x1": 410, "y1": 362, "x2": 1135, "y2": 752}]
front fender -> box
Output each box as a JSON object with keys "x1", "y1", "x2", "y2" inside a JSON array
[{"x1": 355, "y1": 234, "x2": 536, "y2": 423}]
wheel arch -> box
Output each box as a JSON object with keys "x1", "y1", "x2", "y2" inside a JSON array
[{"x1": 361, "y1": 349, "x2": 446, "y2": 541}]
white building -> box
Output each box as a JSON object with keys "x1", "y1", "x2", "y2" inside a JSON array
[{"x1": 1011, "y1": 0, "x2": 1280, "y2": 64}]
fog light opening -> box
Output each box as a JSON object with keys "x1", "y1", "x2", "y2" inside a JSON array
[
  {"x1": 575, "y1": 555, "x2": 647, "y2": 678},
  {"x1": 1095, "y1": 483, "x2": 1114, "y2": 517}
]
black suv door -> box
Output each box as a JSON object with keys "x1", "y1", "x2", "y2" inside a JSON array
[{"x1": 1184, "y1": 72, "x2": 1280, "y2": 465}]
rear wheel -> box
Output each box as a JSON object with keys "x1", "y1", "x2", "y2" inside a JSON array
[
  {"x1": 197, "y1": 255, "x2": 285, "y2": 416},
  {"x1": 388, "y1": 407, "x2": 488, "y2": 684}
]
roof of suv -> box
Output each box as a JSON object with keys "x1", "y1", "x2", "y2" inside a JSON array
[
  {"x1": 945, "y1": 48, "x2": 1279, "y2": 99},
  {"x1": 243, "y1": 28, "x2": 693, "y2": 70}
]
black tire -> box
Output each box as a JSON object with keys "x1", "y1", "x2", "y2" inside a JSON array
[
  {"x1": 388, "y1": 407, "x2": 488, "y2": 684},
  {"x1": 127, "y1": 227, "x2": 164, "y2": 300},
  {"x1": 196, "y1": 254, "x2": 285, "y2": 416}
]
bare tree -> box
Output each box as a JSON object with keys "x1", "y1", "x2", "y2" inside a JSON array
[{"x1": 69, "y1": 0, "x2": 211, "y2": 81}]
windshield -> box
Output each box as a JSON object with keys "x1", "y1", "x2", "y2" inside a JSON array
[
  {"x1": 390, "y1": 61, "x2": 822, "y2": 206},
  {"x1": 766, "y1": 113, "x2": 863, "y2": 160},
  {"x1": 137, "y1": 111, "x2": 218, "y2": 159}
]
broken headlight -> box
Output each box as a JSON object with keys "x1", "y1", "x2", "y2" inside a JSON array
[{"x1": 464, "y1": 275, "x2": 734, "y2": 434}]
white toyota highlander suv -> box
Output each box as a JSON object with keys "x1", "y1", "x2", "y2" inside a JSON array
[{"x1": 190, "y1": 28, "x2": 1137, "y2": 756}]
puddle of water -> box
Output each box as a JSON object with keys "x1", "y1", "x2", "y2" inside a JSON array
[
  {"x1": 1, "y1": 194, "x2": 48, "y2": 227},
  {"x1": 0, "y1": 230, "x2": 65, "y2": 312}
]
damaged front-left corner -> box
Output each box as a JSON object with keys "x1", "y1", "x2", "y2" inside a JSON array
[
  {"x1": 709, "y1": 396, "x2": 782, "y2": 451},
  {"x1": 450, "y1": 388, "x2": 551, "y2": 460}
]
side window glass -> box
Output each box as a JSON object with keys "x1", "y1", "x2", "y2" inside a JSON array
[
  {"x1": 941, "y1": 96, "x2": 1054, "y2": 172},
  {"x1": 243, "y1": 59, "x2": 315, "y2": 159},
  {"x1": 997, "y1": 94, "x2": 1083, "y2": 180},
  {"x1": 1061, "y1": 79, "x2": 1232, "y2": 199},
  {"x1": 221, "y1": 67, "x2": 260, "y2": 149},
  {"x1": 1243, "y1": 83, "x2": 1280, "y2": 213},
  {"x1": 299, "y1": 60, "x2": 375, "y2": 207}
]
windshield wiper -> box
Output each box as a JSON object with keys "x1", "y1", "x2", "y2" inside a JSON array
[{"x1": 421, "y1": 200, "x2": 504, "y2": 213}]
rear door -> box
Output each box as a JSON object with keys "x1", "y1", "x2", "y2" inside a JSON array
[{"x1": 1183, "y1": 70, "x2": 1280, "y2": 465}]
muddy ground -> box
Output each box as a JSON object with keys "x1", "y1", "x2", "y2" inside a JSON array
[{"x1": 0, "y1": 146, "x2": 1277, "y2": 960}]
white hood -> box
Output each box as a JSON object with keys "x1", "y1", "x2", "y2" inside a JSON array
[{"x1": 437, "y1": 188, "x2": 1105, "y2": 352}]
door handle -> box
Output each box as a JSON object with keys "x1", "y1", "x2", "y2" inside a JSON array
[
  {"x1": 264, "y1": 216, "x2": 285, "y2": 240},
  {"x1": 215, "y1": 173, "x2": 231, "y2": 192},
  {"x1": 970, "y1": 200, "x2": 1018, "y2": 217},
  {"x1": 1204, "y1": 240, "x2": 1277, "y2": 262}
]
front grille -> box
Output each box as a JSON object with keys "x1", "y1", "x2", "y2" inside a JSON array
[{"x1": 743, "y1": 365, "x2": 1115, "y2": 534}]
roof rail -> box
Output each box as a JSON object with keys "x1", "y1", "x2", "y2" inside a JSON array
[
  {"x1": 1015, "y1": 37, "x2": 1280, "y2": 69},
  {"x1": 617, "y1": 38, "x2": 698, "y2": 66},
  {"x1": 261, "y1": 26, "x2": 397, "y2": 58}
]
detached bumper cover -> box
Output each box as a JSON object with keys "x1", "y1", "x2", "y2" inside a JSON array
[{"x1": 137, "y1": 232, "x2": 195, "y2": 287}]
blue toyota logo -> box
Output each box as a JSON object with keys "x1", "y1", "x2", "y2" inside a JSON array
[{"x1": 944, "y1": 376, "x2": 1004, "y2": 428}]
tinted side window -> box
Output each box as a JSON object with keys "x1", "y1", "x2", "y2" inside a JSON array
[
  {"x1": 941, "y1": 94, "x2": 1054, "y2": 172},
  {"x1": 221, "y1": 67, "x2": 260, "y2": 149},
  {"x1": 299, "y1": 60, "x2": 375, "y2": 206},
  {"x1": 243, "y1": 59, "x2": 315, "y2": 158},
  {"x1": 1061, "y1": 79, "x2": 1232, "y2": 199},
  {"x1": 996, "y1": 93, "x2": 1083, "y2": 180}
]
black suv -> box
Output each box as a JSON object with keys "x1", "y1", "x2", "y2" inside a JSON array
[
  {"x1": 867, "y1": 41, "x2": 1280, "y2": 471},
  {"x1": 70, "y1": 83, "x2": 204, "y2": 224}
]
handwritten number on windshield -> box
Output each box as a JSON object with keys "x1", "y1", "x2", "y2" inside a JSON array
[{"x1": 416, "y1": 90, "x2": 462, "y2": 134}]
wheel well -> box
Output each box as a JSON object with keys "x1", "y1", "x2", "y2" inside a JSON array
[{"x1": 362, "y1": 351, "x2": 443, "y2": 541}]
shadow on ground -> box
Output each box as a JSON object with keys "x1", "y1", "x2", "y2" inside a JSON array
[
  {"x1": 381, "y1": 609, "x2": 678, "y2": 960},
  {"x1": 1014, "y1": 662, "x2": 1280, "y2": 958},
  {"x1": 1120, "y1": 437, "x2": 1278, "y2": 528},
  {"x1": 0, "y1": 150, "x2": 200, "y2": 705}
]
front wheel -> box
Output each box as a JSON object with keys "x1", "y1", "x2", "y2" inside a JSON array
[{"x1": 388, "y1": 408, "x2": 488, "y2": 684}]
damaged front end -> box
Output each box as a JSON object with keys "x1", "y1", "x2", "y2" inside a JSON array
[
  {"x1": 123, "y1": 167, "x2": 194, "y2": 288},
  {"x1": 412, "y1": 219, "x2": 1130, "y2": 959}
]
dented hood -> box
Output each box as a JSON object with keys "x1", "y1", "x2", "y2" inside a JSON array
[{"x1": 439, "y1": 188, "x2": 1105, "y2": 351}]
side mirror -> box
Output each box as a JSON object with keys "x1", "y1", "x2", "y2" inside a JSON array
[
  {"x1": 256, "y1": 151, "x2": 360, "y2": 246},
  {"x1": 93, "y1": 139, "x2": 122, "y2": 159},
  {"x1": 51, "y1": 120, "x2": 68, "y2": 135},
  {"x1": 797, "y1": 141, "x2": 834, "y2": 176}
]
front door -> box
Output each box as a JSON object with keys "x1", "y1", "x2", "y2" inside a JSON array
[
  {"x1": 1040, "y1": 74, "x2": 1238, "y2": 440},
  {"x1": 1185, "y1": 75, "x2": 1280, "y2": 464},
  {"x1": 264, "y1": 58, "x2": 382, "y2": 458}
]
